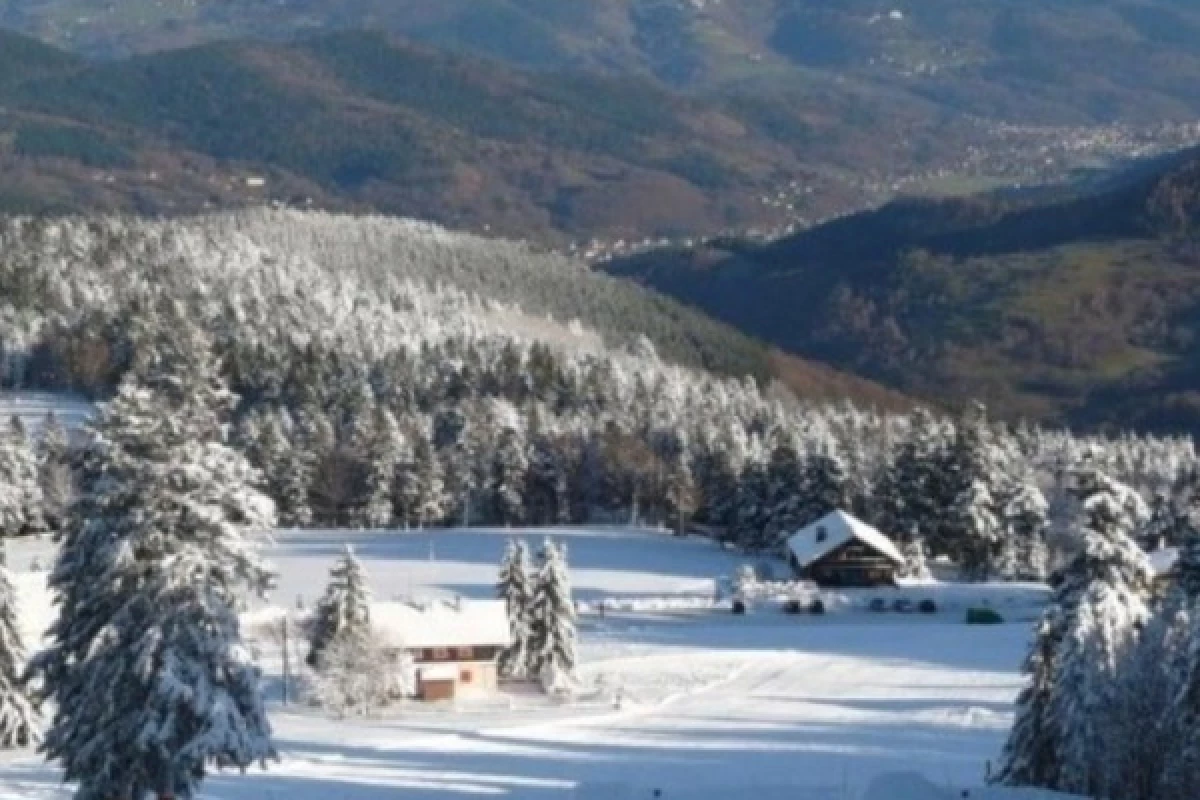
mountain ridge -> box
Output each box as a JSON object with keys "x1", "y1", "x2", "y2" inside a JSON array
[{"x1": 604, "y1": 148, "x2": 1200, "y2": 432}]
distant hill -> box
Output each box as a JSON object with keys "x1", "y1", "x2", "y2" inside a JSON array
[
  {"x1": 0, "y1": 28, "x2": 991, "y2": 242},
  {"x1": 604, "y1": 148, "x2": 1200, "y2": 432},
  {"x1": 5, "y1": 0, "x2": 1200, "y2": 125}
]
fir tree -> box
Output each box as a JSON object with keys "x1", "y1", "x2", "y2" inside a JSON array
[
  {"x1": 763, "y1": 435, "x2": 804, "y2": 548},
  {"x1": 528, "y1": 540, "x2": 577, "y2": 690},
  {"x1": 497, "y1": 539, "x2": 534, "y2": 679},
  {"x1": 663, "y1": 442, "x2": 698, "y2": 536},
  {"x1": 490, "y1": 426, "x2": 528, "y2": 526},
  {"x1": 28, "y1": 324, "x2": 276, "y2": 800},
  {"x1": 37, "y1": 412, "x2": 72, "y2": 535},
  {"x1": 994, "y1": 462, "x2": 1153, "y2": 794},
  {"x1": 994, "y1": 614, "x2": 1060, "y2": 788},
  {"x1": 307, "y1": 546, "x2": 372, "y2": 669},
  {"x1": 525, "y1": 433, "x2": 571, "y2": 526},
  {"x1": 950, "y1": 479, "x2": 1002, "y2": 581},
  {"x1": 0, "y1": 546, "x2": 36, "y2": 748},
  {"x1": 360, "y1": 407, "x2": 404, "y2": 529},
  {"x1": 0, "y1": 417, "x2": 43, "y2": 538},
  {"x1": 798, "y1": 440, "x2": 849, "y2": 529}
]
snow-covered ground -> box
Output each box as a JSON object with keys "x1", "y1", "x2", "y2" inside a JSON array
[
  {"x1": 0, "y1": 527, "x2": 1055, "y2": 800},
  {"x1": 0, "y1": 392, "x2": 92, "y2": 437}
]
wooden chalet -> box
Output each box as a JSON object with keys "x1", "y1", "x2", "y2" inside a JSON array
[
  {"x1": 372, "y1": 598, "x2": 511, "y2": 702},
  {"x1": 786, "y1": 510, "x2": 905, "y2": 587}
]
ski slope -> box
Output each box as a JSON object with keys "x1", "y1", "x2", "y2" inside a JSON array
[{"x1": 0, "y1": 527, "x2": 1049, "y2": 800}]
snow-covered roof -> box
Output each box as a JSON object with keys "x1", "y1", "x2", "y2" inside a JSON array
[
  {"x1": 371, "y1": 599, "x2": 511, "y2": 651},
  {"x1": 1148, "y1": 547, "x2": 1178, "y2": 576},
  {"x1": 786, "y1": 510, "x2": 904, "y2": 568}
]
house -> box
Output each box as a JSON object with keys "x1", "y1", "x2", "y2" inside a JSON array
[
  {"x1": 1147, "y1": 546, "x2": 1179, "y2": 596},
  {"x1": 786, "y1": 510, "x2": 905, "y2": 587},
  {"x1": 371, "y1": 598, "x2": 511, "y2": 702}
]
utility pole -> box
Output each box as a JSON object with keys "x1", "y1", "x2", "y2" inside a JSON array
[{"x1": 281, "y1": 616, "x2": 290, "y2": 707}]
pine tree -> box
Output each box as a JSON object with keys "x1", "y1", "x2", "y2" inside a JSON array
[
  {"x1": 663, "y1": 443, "x2": 697, "y2": 536},
  {"x1": 994, "y1": 614, "x2": 1060, "y2": 789},
  {"x1": 528, "y1": 540, "x2": 577, "y2": 691},
  {"x1": 733, "y1": 460, "x2": 771, "y2": 552},
  {"x1": 0, "y1": 417, "x2": 43, "y2": 537},
  {"x1": 950, "y1": 479, "x2": 1002, "y2": 581},
  {"x1": 37, "y1": 412, "x2": 72, "y2": 534},
  {"x1": 28, "y1": 323, "x2": 276, "y2": 800},
  {"x1": 360, "y1": 407, "x2": 404, "y2": 529},
  {"x1": 525, "y1": 433, "x2": 571, "y2": 526},
  {"x1": 942, "y1": 404, "x2": 1004, "y2": 578},
  {"x1": 307, "y1": 545, "x2": 372, "y2": 669},
  {"x1": 0, "y1": 546, "x2": 36, "y2": 748},
  {"x1": 877, "y1": 408, "x2": 944, "y2": 544},
  {"x1": 994, "y1": 461, "x2": 1153, "y2": 794},
  {"x1": 763, "y1": 435, "x2": 804, "y2": 548},
  {"x1": 490, "y1": 426, "x2": 528, "y2": 526},
  {"x1": 798, "y1": 440, "x2": 849, "y2": 529},
  {"x1": 1003, "y1": 483, "x2": 1050, "y2": 581},
  {"x1": 497, "y1": 539, "x2": 534, "y2": 679}
]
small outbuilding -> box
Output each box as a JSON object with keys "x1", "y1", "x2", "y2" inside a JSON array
[
  {"x1": 372, "y1": 598, "x2": 511, "y2": 702},
  {"x1": 786, "y1": 510, "x2": 905, "y2": 587}
]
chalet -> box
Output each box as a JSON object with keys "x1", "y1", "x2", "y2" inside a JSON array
[
  {"x1": 786, "y1": 510, "x2": 905, "y2": 587},
  {"x1": 372, "y1": 598, "x2": 511, "y2": 703}
]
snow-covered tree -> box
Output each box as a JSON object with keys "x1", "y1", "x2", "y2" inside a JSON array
[
  {"x1": 763, "y1": 435, "x2": 805, "y2": 548},
  {"x1": 994, "y1": 461, "x2": 1154, "y2": 795},
  {"x1": 0, "y1": 417, "x2": 42, "y2": 537},
  {"x1": 0, "y1": 548, "x2": 36, "y2": 748},
  {"x1": 359, "y1": 406, "x2": 404, "y2": 529},
  {"x1": 994, "y1": 614, "x2": 1060, "y2": 789},
  {"x1": 950, "y1": 479, "x2": 1002, "y2": 581},
  {"x1": 798, "y1": 439, "x2": 850, "y2": 529},
  {"x1": 901, "y1": 534, "x2": 931, "y2": 582},
  {"x1": 307, "y1": 545, "x2": 372, "y2": 669},
  {"x1": 489, "y1": 426, "x2": 528, "y2": 526},
  {"x1": 497, "y1": 539, "x2": 534, "y2": 679},
  {"x1": 1002, "y1": 483, "x2": 1049, "y2": 580},
  {"x1": 37, "y1": 412, "x2": 72, "y2": 534},
  {"x1": 28, "y1": 324, "x2": 276, "y2": 800},
  {"x1": 308, "y1": 633, "x2": 412, "y2": 718},
  {"x1": 529, "y1": 540, "x2": 577, "y2": 690}
]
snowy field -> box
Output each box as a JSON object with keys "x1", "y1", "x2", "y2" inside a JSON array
[
  {"x1": 0, "y1": 392, "x2": 92, "y2": 437},
  {"x1": 0, "y1": 527, "x2": 1055, "y2": 800}
]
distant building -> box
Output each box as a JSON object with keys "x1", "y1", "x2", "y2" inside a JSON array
[
  {"x1": 786, "y1": 510, "x2": 905, "y2": 587},
  {"x1": 372, "y1": 598, "x2": 511, "y2": 702},
  {"x1": 1147, "y1": 546, "x2": 1179, "y2": 596}
]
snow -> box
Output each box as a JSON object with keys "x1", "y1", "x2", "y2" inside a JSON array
[
  {"x1": 0, "y1": 527, "x2": 1048, "y2": 800},
  {"x1": 1148, "y1": 546, "x2": 1178, "y2": 575},
  {"x1": 372, "y1": 599, "x2": 511, "y2": 650},
  {"x1": 0, "y1": 393, "x2": 91, "y2": 438},
  {"x1": 787, "y1": 510, "x2": 905, "y2": 568}
]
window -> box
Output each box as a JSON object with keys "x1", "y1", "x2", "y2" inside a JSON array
[
  {"x1": 816, "y1": 526, "x2": 827, "y2": 543},
  {"x1": 432, "y1": 647, "x2": 450, "y2": 661},
  {"x1": 456, "y1": 647, "x2": 473, "y2": 660},
  {"x1": 460, "y1": 669, "x2": 472, "y2": 684}
]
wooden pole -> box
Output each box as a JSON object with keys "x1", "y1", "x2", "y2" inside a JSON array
[{"x1": 281, "y1": 616, "x2": 290, "y2": 707}]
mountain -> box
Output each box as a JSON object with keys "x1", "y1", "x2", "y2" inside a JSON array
[
  {"x1": 0, "y1": 28, "x2": 1006, "y2": 243},
  {"x1": 604, "y1": 147, "x2": 1200, "y2": 432},
  {"x1": 6, "y1": 0, "x2": 1200, "y2": 125}
]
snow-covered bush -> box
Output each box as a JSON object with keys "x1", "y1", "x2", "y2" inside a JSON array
[{"x1": 308, "y1": 633, "x2": 413, "y2": 718}]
